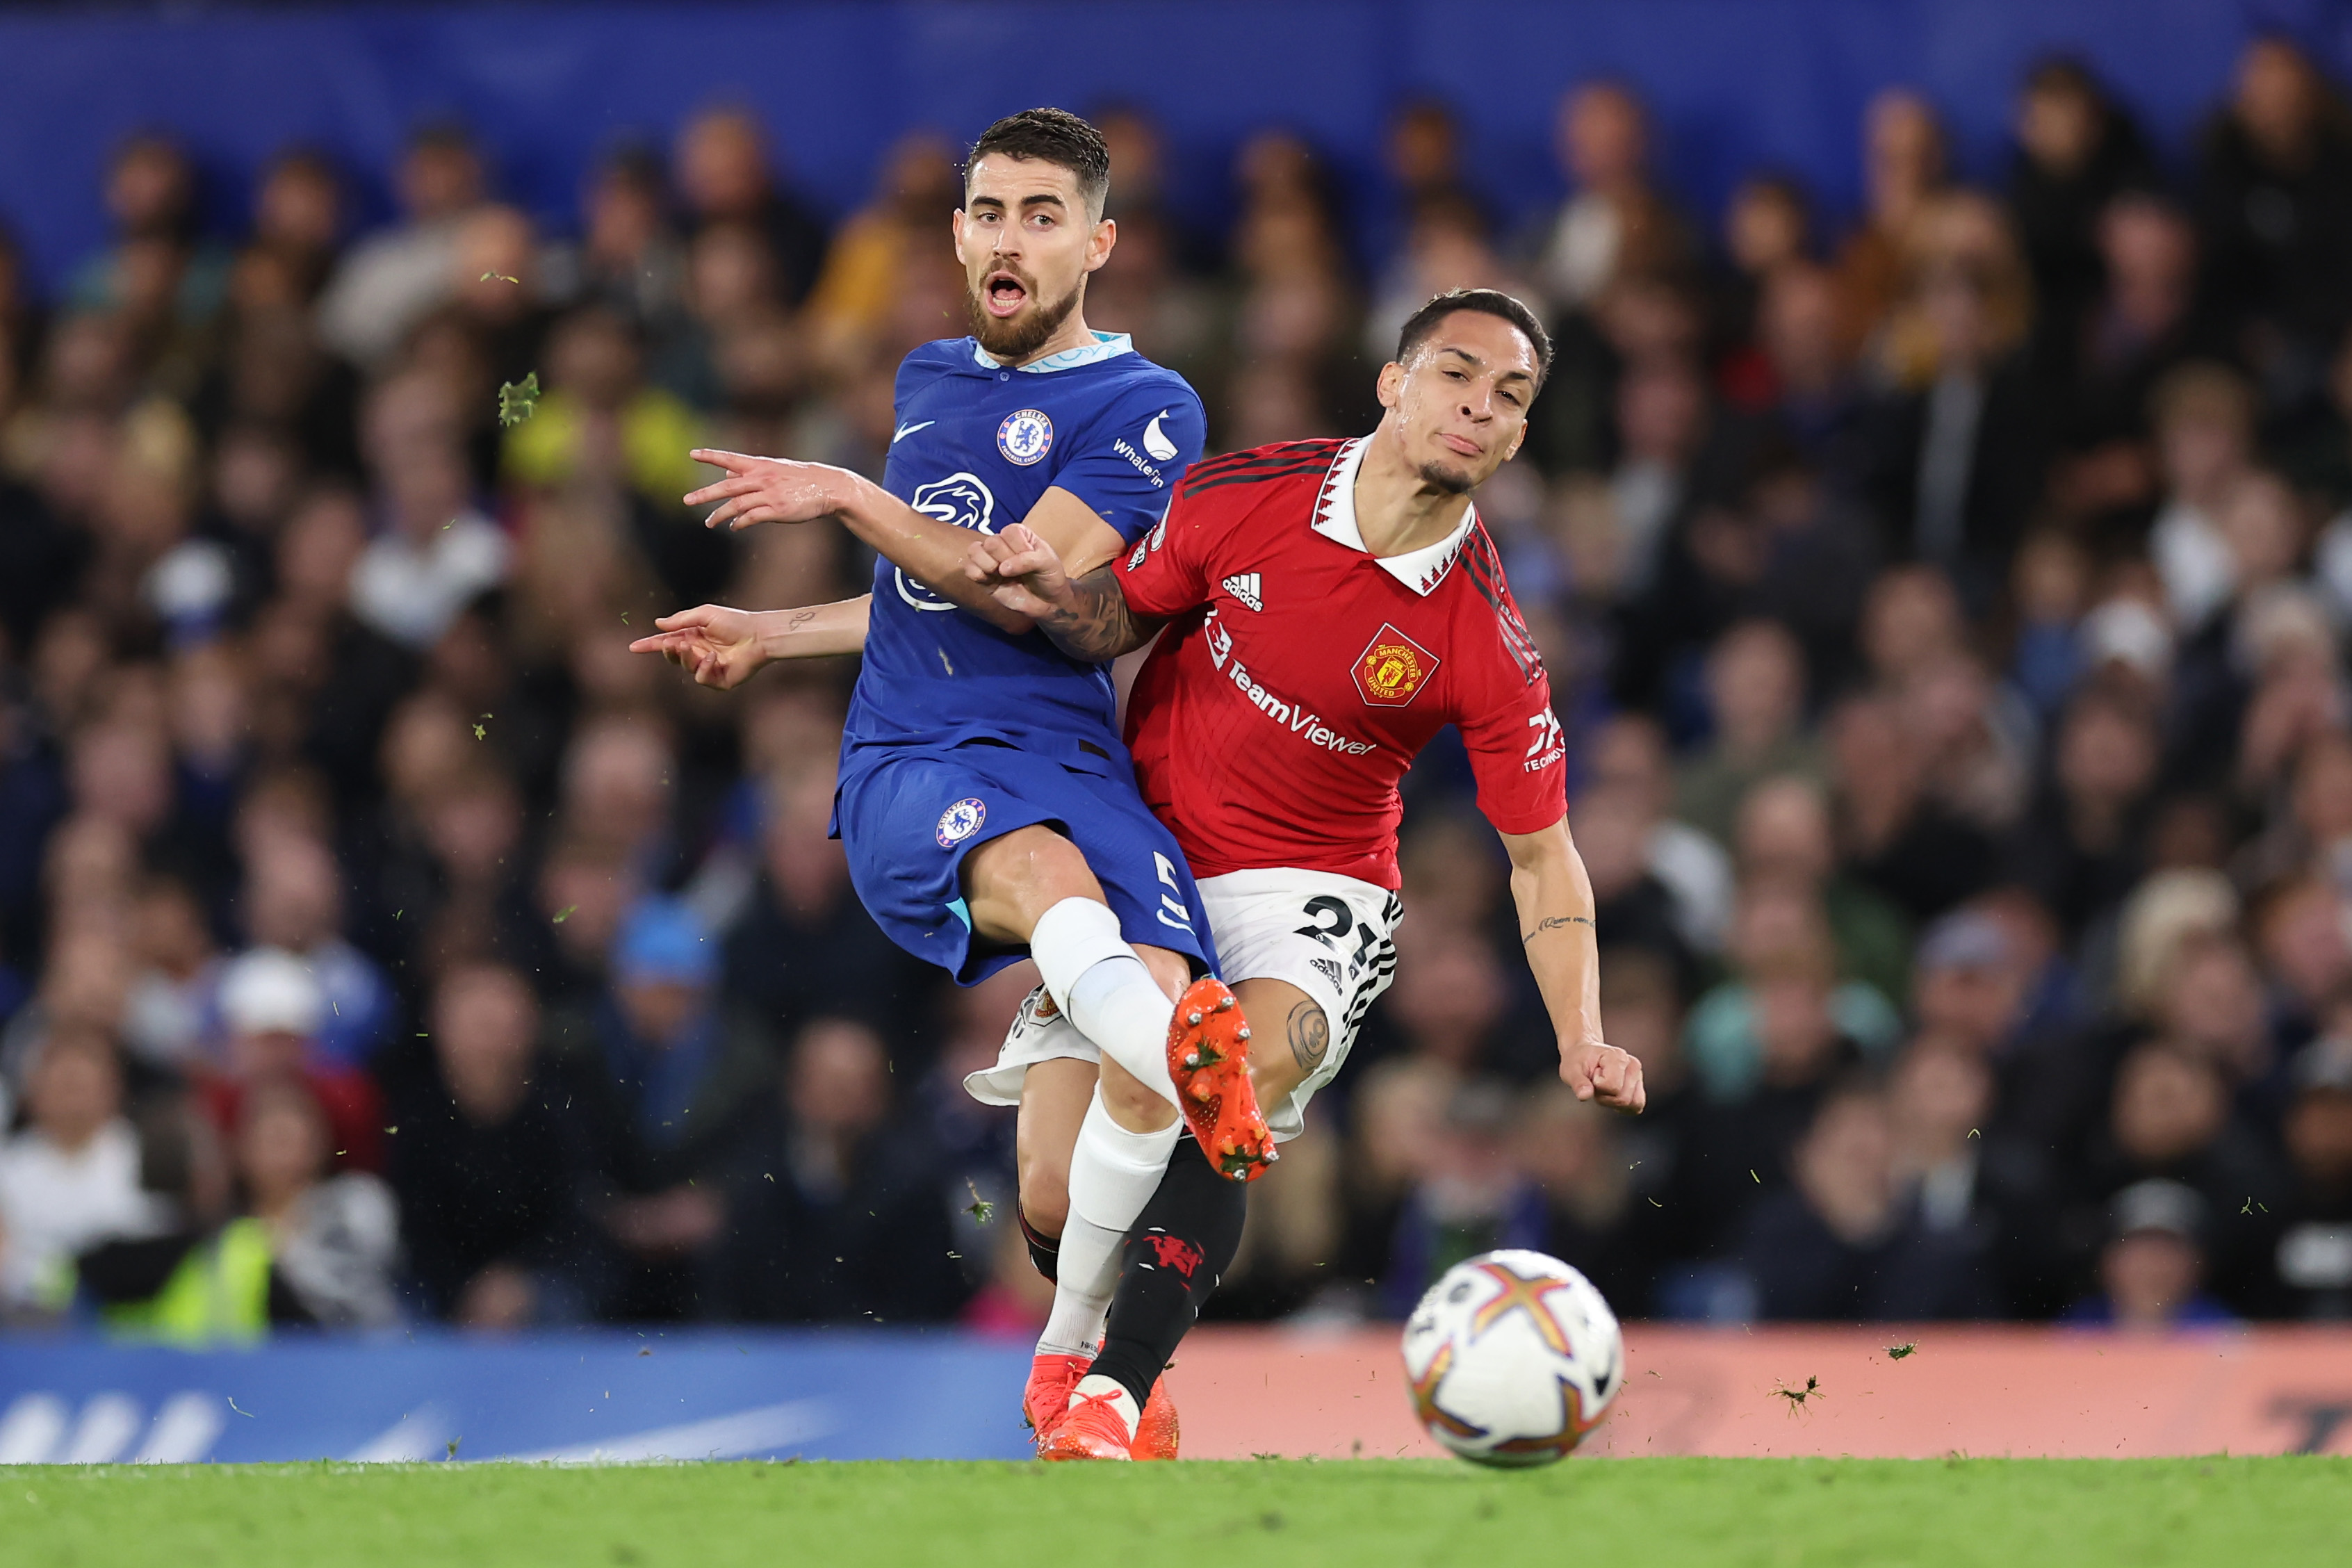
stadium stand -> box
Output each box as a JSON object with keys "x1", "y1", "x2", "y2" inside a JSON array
[{"x1": 2, "y1": 6, "x2": 2351, "y2": 1380}]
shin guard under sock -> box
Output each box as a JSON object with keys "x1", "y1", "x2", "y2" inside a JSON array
[
  {"x1": 1088, "y1": 1134, "x2": 1250, "y2": 1410},
  {"x1": 1037, "y1": 1091, "x2": 1179, "y2": 1358},
  {"x1": 1029, "y1": 897, "x2": 1181, "y2": 1104}
]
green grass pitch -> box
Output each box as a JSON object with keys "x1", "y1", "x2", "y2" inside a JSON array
[{"x1": 5, "y1": 1457, "x2": 2345, "y2": 1567}]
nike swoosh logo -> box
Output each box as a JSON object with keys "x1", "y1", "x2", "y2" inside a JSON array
[{"x1": 892, "y1": 421, "x2": 935, "y2": 444}]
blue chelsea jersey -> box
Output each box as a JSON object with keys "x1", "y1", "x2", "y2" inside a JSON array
[{"x1": 840, "y1": 332, "x2": 1207, "y2": 769}]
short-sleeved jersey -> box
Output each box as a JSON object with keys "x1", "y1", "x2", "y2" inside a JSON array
[
  {"x1": 839, "y1": 332, "x2": 1207, "y2": 772},
  {"x1": 1118, "y1": 436, "x2": 1566, "y2": 888}
]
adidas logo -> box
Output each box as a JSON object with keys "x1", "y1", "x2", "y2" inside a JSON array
[{"x1": 1221, "y1": 573, "x2": 1264, "y2": 612}]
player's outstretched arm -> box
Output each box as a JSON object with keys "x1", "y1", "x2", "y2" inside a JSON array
[
  {"x1": 964, "y1": 524, "x2": 1166, "y2": 660},
  {"x1": 628, "y1": 596, "x2": 871, "y2": 688},
  {"x1": 1501, "y1": 818, "x2": 1644, "y2": 1113},
  {"x1": 685, "y1": 448, "x2": 1034, "y2": 635}
]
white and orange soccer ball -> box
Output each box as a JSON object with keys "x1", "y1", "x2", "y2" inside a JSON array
[{"x1": 1399, "y1": 1249, "x2": 1624, "y2": 1467}]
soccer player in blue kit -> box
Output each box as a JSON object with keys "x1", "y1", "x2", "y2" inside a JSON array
[{"x1": 630, "y1": 110, "x2": 1271, "y2": 1451}]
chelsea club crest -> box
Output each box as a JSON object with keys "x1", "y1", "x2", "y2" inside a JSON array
[
  {"x1": 996, "y1": 408, "x2": 1054, "y2": 466},
  {"x1": 936, "y1": 797, "x2": 988, "y2": 848}
]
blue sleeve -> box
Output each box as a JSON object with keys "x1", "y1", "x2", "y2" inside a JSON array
[
  {"x1": 890, "y1": 348, "x2": 934, "y2": 422},
  {"x1": 1045, "y1": 384, "x2": 1207, "y2": 545}
]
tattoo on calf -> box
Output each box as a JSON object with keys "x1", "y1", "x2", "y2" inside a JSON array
[
  {"x1": 1286, "y1": 998, "x2": 1330, "y2": 1073},
  {"x1": 1521, "y1": 914, "x2": 1595, "y2": 943}
]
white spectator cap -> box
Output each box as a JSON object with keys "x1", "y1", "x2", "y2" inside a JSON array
[
  {"x1": 2111, "y1": 1178, "x2": 2205, "y2": 1243},
  {"x1": 145, "y1": 538, "x2": 236, "y2": 626},
  {"x1": 2083, "y1": 598, "x2": 2172, "y2": 680},
  {"x1": 220, "y1": 947, "x2": 325, "y2": 1038}
]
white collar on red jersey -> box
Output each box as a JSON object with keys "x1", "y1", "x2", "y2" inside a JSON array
[{"x1": 1309, "y1": 437, "x2": 1479, "y2": 596}]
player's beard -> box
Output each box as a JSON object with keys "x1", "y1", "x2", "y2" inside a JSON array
[
  {"x1": 1414, "y1": 457, "x2": 1478, "y2": 496},
  {"x1": 967, "y1": 268, "x2": 1084, "y2": 362}
]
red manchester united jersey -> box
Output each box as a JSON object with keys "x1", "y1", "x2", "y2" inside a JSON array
[{"x1": 1118, "y1": 436, "x2": 1566, "y2": 888}]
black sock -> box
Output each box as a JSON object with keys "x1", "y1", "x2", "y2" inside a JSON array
[
  {"x1": 1016, "y1": 1204, "x2": 1060, "y2": 1283},
  {"x1": 1089, "y1": 1137, "x2": 1248, "y2": 1410}
]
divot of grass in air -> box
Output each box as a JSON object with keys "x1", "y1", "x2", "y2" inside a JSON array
[
  {"x1": 1772, "y1": 1375, "x2": 1824, "y2": 1414},
  {"x1": 498, "y1": 373, "x2": 541, "y2": 427}
]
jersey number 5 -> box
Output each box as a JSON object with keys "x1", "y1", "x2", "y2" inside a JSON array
[{"x1": 1153, "y1": 852, "x2": 1195, "y2": 932}]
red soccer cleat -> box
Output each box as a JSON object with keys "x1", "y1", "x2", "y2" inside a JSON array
[
  {"x1": 1133, "y1": 1373, "x2": 1179, "y2": 1460},
  {"x1": 1038, "y1": 1388, "x2": 1135, "y2": 1462},
  {"x1": 1022, "y1": 1352, "x2": 1091, "y2": 1444},
  {"x1": 1166, "y1": 977, "x2": 1276, "y2": 1182}
]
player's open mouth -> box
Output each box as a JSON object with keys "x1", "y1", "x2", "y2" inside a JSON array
[{"x1": 983, "y1": 270, "x2": 1031, "y2": 318}]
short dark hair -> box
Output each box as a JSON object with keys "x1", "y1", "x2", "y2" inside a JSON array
[
  {"x1": 2023, "y1": 54, "x2": 2104, "y2": 104},
  {"x1": 407, "y1": 119, "x2": 476, "y2": 156},
  {"x1": 1394, "y1": 288, "x2": 1553, "y2": 391},
  {"x1": 965, "y1": 108, "x2": 1111, "y2": 219}
]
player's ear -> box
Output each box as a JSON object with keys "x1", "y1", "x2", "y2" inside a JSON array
[
  {"x1": 1375, "y1": 360, "x2": 1405, "y2": 409},
  {"x1": 1086, "y1": 215, "x2": 1116, "y2": 274},
  {"x1": 951, "y1": 206, "x2": 970, "y2": 260}
]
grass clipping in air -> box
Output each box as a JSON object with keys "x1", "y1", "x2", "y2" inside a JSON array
[
  {"x1": 3, "y1": 1457, "x2": 2344, "y2": 1567},
  {"x1": 498, "y1": 373, "x2": 541, "y2": 427}
]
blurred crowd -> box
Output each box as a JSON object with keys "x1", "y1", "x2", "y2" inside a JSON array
[{"x1": 6, "y1": 38, "x2": 2352, "y2": 1341}]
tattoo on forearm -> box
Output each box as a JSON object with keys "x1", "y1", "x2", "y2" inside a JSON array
[
  {"x1": 1038, "y1": 567, "x2": 1150, "y2": 660},
  {"x1": 785, "y1": 609, "x2": 818, "y2": 631},
  {"x1": 1286, "y1": 999, "x2": 1331, "y2": 1073},
  {"x1": 1521, "y1": 914, "x2": 1595, "y2": 943}
]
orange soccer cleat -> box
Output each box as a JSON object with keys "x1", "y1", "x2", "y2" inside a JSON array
[
  {"x1": 1133, "y1": 1373, "x2": 1180, "y2": 1460},
  {"x1": 1022, "y1": 1352, "x2": 1092, "y2": 1444},
  {"x1": 1166, "y1": 977, "x2": 1276, "y2": 1182},
  {"x1": 1038, "y1": 1388, "x2": 1135, "y2": 1462}
]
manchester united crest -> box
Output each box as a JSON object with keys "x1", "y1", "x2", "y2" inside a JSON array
[{"x1": 1354, "y1": 623, "x2": 1439, "y2": 707}]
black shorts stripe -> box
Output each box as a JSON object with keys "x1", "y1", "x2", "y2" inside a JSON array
[{"x1": 1340, "y1": 924, "x2": 1400, "y2": 1034}]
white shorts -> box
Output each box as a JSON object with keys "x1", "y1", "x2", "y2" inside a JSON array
[{"x1": 961, "y1": 868, "x2": 1403, "y2": 1141}]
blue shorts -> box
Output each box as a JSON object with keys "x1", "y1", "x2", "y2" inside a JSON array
[{"x1": 831, "y1": 740, "x2": 1218, "y2": 985}]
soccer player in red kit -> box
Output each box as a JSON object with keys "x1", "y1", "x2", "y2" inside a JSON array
[{"x1": 963, "y1": 288, "x2": 1644, "y2": 1459}]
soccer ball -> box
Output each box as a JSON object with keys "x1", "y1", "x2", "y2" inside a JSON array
[{"x1": 1399, "y1": 1249, "x2": 1623, "y2": 1467}]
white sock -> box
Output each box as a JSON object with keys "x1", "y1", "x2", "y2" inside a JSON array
[
  {"x1": 1035, "y1": 1210, "x2": 1122, "y2": 1359},
  {"x1": 1070, "y1": 1373, "x2": 1141, "y2": 1437},
  {"x1": 1036, "y1": 1088, "x2": 1179, "y2": 1357},
  {"x1": 1029, "y1": 897, "x2": 1181, "y2": 1104}
]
